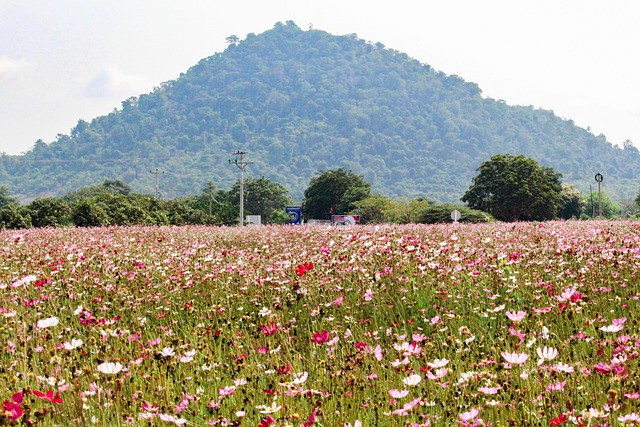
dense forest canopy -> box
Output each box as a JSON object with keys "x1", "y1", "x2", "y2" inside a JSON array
[{"x1": 1, "y1": 21, "x2": 638, "y2": 203}]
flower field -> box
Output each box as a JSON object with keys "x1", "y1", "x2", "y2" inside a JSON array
[{"x1": 1, "y1": 221, "x2": 639, "y2": 426}]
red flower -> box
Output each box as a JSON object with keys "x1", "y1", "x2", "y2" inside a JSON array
[
  {"x1": 296, "y1": 262, "x2": 314, "y2": 276},
  {"x1": 32, "y1": 389, "x2": 63, "y2": 404},
  {"x1": 549, "y1": 413, "x2": 567, "y2": 426}
]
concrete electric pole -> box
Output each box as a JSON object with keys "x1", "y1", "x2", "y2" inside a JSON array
[{"x1": 229, "y1": 151, "x2": 252, "y2": 226}]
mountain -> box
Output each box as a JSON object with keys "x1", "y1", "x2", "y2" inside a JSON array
[{"x1": 1, "y1": 21, "x2": 639, "y2": 203}]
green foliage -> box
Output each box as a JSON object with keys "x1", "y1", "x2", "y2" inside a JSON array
[
  {"x1": 302, "y1": 168, "x2": 371, "y2": 220},
  {"x1": 228, "y1": 177, "x2": 292, "y2": 224},
  {"x1": 584, "y1": 189, "x2": 620, "y2": 219},
  {"x1": 350, "y1": 194, "x2": 394, "y2": 224},
  {"x1": 71, "y1": 199, "x2": 111, "y2": 227},
  {"x1": 462, "y1": 154, "x2": 562, "y2": 222},
  {"x1": 557, "y1": 183, "x2": 586, "y2": 219},
  {"x1": 0, "y1": 205, "x2": 31, "y2": 229},
  {"x1": 27, "y1": 198, "x2": 72, "y2": 227},
  {"x1": 419, "y1": 203, "x2": 493, "y2": 224},
  {"x1": 269, "y1": 209, "x2": 291, "y2": 225},
  {"x1": 383, "y1": 197, "x2": 431, "y2": 224}
]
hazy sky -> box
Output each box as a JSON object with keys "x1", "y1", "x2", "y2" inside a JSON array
[{"x1": 1, "y1": 0, "x2": 639, "y2": 155}]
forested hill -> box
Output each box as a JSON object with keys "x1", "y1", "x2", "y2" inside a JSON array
[{"x1": 2, "y1": 21, "x2": 639, "y2": 203}]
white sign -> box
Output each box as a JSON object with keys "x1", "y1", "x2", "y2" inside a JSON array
[
  {"x1": 451, "y1": 210, "x2": 461, "y2": 222},
  {"x1": 246, "y1": 215, "x2": 261, "y2": 226}
]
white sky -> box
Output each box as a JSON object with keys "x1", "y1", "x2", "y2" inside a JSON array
[{"x1": 1, "y1": 0, "x2": 639, "y2": 155}]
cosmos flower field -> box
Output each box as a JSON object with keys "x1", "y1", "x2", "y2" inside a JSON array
[{"x1": 1, "y1": 221, "x2": 639, "y2": 426}]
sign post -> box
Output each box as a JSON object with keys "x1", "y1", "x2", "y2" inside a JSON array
[
  {"x1": 451, "y1": 209, "x2": 461, "y2": 223},
  {"x1": 595, "y1": 173, "x2": 603, "y2": 219},
  {"x1": 285, "y1": 206, "x2": 302, "y2": 225}
]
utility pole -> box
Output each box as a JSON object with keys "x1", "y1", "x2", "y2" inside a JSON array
[
  {"x1": 150, "y1": 168, "x2": 164, "y2": 199},
  {"x1": 229, "y1": 151, "x2": 252, "y2": 226},
  {"x1": 595, "y1": 173, "x2": 603, "y2": 219}
]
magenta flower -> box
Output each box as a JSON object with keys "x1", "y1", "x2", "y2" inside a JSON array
[
  {"x1": 260, "y1": 321, "x2": 278, "y2": 336},
  {"x1": 2, "y1": 392, "x2": 24, "y2": 422},
  {"x1": 32, "y1": 389, "x2": 63, "y2": 403},
  {"x1": 311, "y1": 330, "x2": 329, "y2": 343}
]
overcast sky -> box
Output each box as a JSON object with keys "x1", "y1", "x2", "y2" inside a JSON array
[{"x1": 1, "y1": 0, "x2": 639, "y2": 155}]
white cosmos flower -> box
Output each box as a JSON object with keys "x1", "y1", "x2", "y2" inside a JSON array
[
  {"x1": 37, "y1": 317, "x2": 59, "y2": 329},
  {"x1": 403, "y1": 374, "x2": 422, "y2": 386},
  {"x1": 388, "y1": 389, "x2": 409, "y2": 399},
  {"x1": 600, "y1": 324, "x2": 624, "y2": 333},
  {"x1": 291, "y1": 372, "x2": 308, "y2": 385},
  {"x1": 96, "y1": 362, "x2": 123, "y2": 375},
  {"x1": 63, "y1": 339, "x2": 83, "y2": 350},
  {"x1": 536, "y1": 346, "x2": 558, "y2": 365},
  {"x1": 255, "y1": 399, "x2": 282, "y2": 414},
  {"x1": 159, "y1": 347, "x2": 175, "y2": 357},
  {"x1": 427, "y1": 358, "x2": 449, "y2": 369}
]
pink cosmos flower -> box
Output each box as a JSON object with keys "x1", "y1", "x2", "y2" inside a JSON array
[
  {"x1": 618, "y1": 413, "x2": 640, "y2": 424},
  {"x1": 501, "y1": 351, "x2": 529, "y2": 366},
  {"x1": 600, "y1": 324, "x2": 624, "y2": 333},
  {"x1": 260, "y1": 321, "x2": 278, "y2": 336},
  {"x1": 374, "y1": 345, "x2": 383, "y2": 361},
  {"x1": 478, "y1": 386, "x2": 499, "y2": 395},
  {"x1": 391, "y1": 397, "x2": 422, "y2": 416},
  {"x1": 546, "y1": 380, "x2": 566, "y2": 392},
  {"x1": 388, "y1": 389, "x2": 409, "y2": 399},
  {"x1": 426, "y1": 368, "x2": 448, "y2": 380},
  {"x1": 505, "y1": 310, "x2": 526, "y2": 322},
  {"x1": 457, "y1": 408, "x2": 484, "y2": 426}
]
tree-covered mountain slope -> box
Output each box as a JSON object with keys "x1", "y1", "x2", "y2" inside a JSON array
[{"x1": 2, "y1": 21, "x2": 638, "y2": 203}]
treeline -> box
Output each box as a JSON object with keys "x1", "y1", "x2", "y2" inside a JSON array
[
  {"x1": 0, "y1": 178, "x2": 292, "y2": 229},
  {"x1": 1, "y1": 163, "x2": 637, "y2": 231}
]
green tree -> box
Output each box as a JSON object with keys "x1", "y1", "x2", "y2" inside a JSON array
[
  {"x1": 228, "y1": 177, "x2": 292, "y2": 225},
  {"x1": 302, "y1": 168, "x2": 371, "y2": 220},
  {"x1": 0, "y1": 205, "x2": 31, "y2": 229},
  {"x1": 419, "y1": 203, "x2": 493, "y2": 224},
  {"x1": 385, "y1": 197, "x2": 430, "y2": 224},
  {"x1": 586, "y1": 190, "x2": 620, "y2": 219},
  {"x1": 462, "y1": 154, "x2": 562, "y2": 222},
  {"x1": 72, "y1": 199, "x2": 111, "y2": 227},
  {"x1": 350, "y1": 194, "x2": 394, "y2": 224},
  {"x1": 27, "y1": 198, "x2": 72, "y2": 227},
  {"x1": 557, "y1": 183, "x2": 585, "y2": 219}
]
